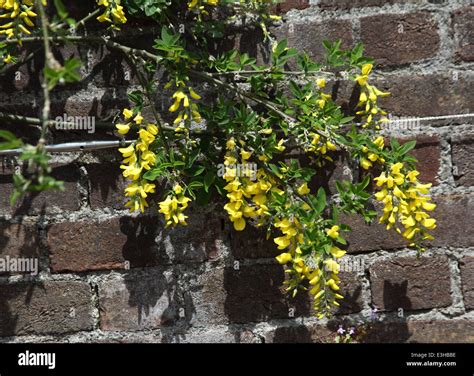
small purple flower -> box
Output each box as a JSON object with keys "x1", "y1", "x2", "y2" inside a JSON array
[
  {"x1": 370, "y1": 306, "x2": 379, "y2": 320},
  {"x1": 337, "y1": 325, "x2": 345, "y2": 335},
  {"x1": 348, "y1": 327, "x2": 356, "y2": 336}
]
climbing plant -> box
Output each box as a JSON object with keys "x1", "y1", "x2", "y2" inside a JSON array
[{"x1": 0, "y1": 0, "x2": 436, "y2": 318}]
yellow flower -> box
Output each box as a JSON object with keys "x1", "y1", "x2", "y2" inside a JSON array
[
  {"x1": 274, "y1": 236, "x2": 291, "y2": 250},
  {"x1": 316, "y1": 78, "x2": 326, "y2": 88},
  {"x1": 134, "y1": 113, "x2": 144, "y2": 124},
  {"x1": 297, "y1": 183, "x2": 310, "y2": 195},
  {"x1": 326, "y1": 225, "x2": 340, "y2": 239},
  {"x1": 123, "y1": 108, "x2": 133, "y2": 119},
  {"x1": 276, "y1": 252, "x2": 292, "y2": 265},
  {"x1": 233, "y1": 217, "x2": 246, "y2": 231},
  {"x1": 116, "y1": 123, "x2": 130, "y2": 135},
  {"x1": 330, "y1": 246, "x2": 346, "y2": 258}
]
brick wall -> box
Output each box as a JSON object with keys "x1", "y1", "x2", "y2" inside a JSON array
[{"x1": 0, "y1": 0, "x2": 473, "y2": 343}]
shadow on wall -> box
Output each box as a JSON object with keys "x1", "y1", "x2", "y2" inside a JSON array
[{"x1": 0, "y1": 207, "x2": 45, "y2": 337}]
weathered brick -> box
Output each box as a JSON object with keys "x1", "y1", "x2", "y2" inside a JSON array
[
  {"x1": 360, "y1": 12, "x2": 440, "y2": 66},
  {"x1": 460, "y1": 256, "x2": 474, "y2": 310},
  {"x1": 186, "y1": 267, "x2": 228, "y2": 326},
  {"x1": 336, "y1": 271, "x2": 364, "y2": 315},
  {"x1": 274, "y1": 0, "x2": 310, "y2": 13},
  {"x1": 272, "y1": 19, "x2": 353, "y2": 61},
  {"x1": 376, "y1": 73, "x2": 474, "y2": 117},
  {"x1": 452, "y1": 6, "x2": 474, "y2": 62},
  {"x1": 0, "y1": 281, "x2": 94, "y2": 336},
  {"x1": 230, "y1": 224, "x2": 280, "y2": 259},
  {"x1": 401, "y1": 135, "x2": 441, "y2": 185},
  {"x1": 318, "y1": 0, "x2": 423, "y2": 10},
  {"x1": 0, "y1": 222, "x2": 40, "y2": 276},
  {"x1": 431, "y1": 195, "x2": 474, "y2": 248},
  {"x1": 86, "y1": 162, "x2": 127, "y2": 209},
  {"x1": 344, "y1": 212, "x2": 407, "y2": 253},
  {"x1": 47, "y1": 213, "x2": 224, "y2": 273},
  {"x1": 0, "y1": 165, "x2": 80, "y2": 215},
  {"x1": 370, "y1": 255, "x2": 452, "y2": 311},
  {"x1": 452, "y1": 135, "x2": 474, "y2": 187},
  {"x1": 98, "y1": 270, "x2": 180, "y2": 331},
  {"x1": 361, "y1": 320, "x2": 474, "y2": 343},
  {"x1": 224, "y1": 264, "x2": 311, "y2": 323},
  {"x1": 47, "y1": 218, "x2": 131, "y2": 273},
  {"x1": 264, "y1": 323, "x2": 334, "y2": 343}
]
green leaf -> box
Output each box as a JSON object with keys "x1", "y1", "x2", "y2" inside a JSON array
[
  {"x1": 53, "y1": 0, "x2": 68, "y2": 19},
  {"x1": 314, "y1": 187, "x2": 327, "y2": 213},
  {"x1": 399, "y1": 140, "x2": 417, "y2": 156}
]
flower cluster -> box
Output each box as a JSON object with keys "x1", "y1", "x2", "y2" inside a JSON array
[
  {"x1": 374, "y1": 162, "x2": 436, "y2": 247},
  {"x1": 355, "y1": 64, "x2": 390, "y2": 128},
  {"x1": 275, "y1": 219, "x2": 347, "y2": 317},
  {"x1": 0, "y1": 0, "x2": 44, "y2": 39},
  {"x1": 117, "y1": 109, "x2": 158, "y2": 213},
  {"x1": 305, "y1": 132, "x2": 338, "y2": 164},
  {"x1": 188, "y1": 0, "x2": 219, "y2": 10},
  {"x1": 97, "y1": 0, "x2": 127, "y2": 26},
  {"x1": 223, "y1": 137, "x2": 277, "y2": 231},
  {"x1": 359, "y1": 135, "x2": 385, "y2": 170},
  {"x1": 166, "y1": 84, "x2": 203, "y2": 132},
  {"x1": 158, "y1": 184, "x2": 192, "y2": 227}
]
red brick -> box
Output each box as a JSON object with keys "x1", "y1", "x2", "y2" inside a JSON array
[
  {"x1": 85, "y1": 163, "x2": 127, "y2": 209},
  {"x1": 98, "y1": 270, "x2": 180, "y2": 331},
  {"x1": 361, "y1": 320, "x2": 474, "y2": 343},
  {"x1": 376, "y1": 73, "x2": 474, "y2": 117},
  {"x1": 318, "y1": 0, "x2": 422, "y2": 10},
  {"x1": 47, "y1": 213, "x2": 225, "y2": 273},
  {"x1": 272, "y1": 19, "x2": 353, "y2": 62},
  {"x1": 0, "y1": 281, "x2": 94, "y2": 336},
  {"x1": 460, "y1": 256, "x2": 474, "y2": 310},
  {"x1": 452, "y1": 6, "x2": 474, "y2": 62},
  {"x1": 399, "y1": 135, "x2": 441, "y2": 185},
  {"x1": 344, "y1": 212, "x2": 407, "y2": 253},
  {"x1": 230, "y1": 225, "x2": 280, "y2": 259},
  {"x1": 360, "y1": 12, "x2": 440, "y2": 66},
  {"x1": 0, "y1": 222, "x2": 40, "y2": 275},
  {"x1": 452, "y1": 135, "x2": 474, "y2": 187},
  {"x1": 0, "y1": 165, "x2": 80, "y2": 215},
  {"x1": 431, "y1": 195, "x2": 474, "y2": 248},
  {"x1": 274, "y1": 0, "x2": 310, "y2": 13},
  {"x1": 370, "y1": 255, "x2": 452, "y2": 311},
  {"x1": 264, "y1": 323, "x2": 334, "y2": 343},
  {"x1": 223, "y1": 264, "x2": 311, "y2": 323}
]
